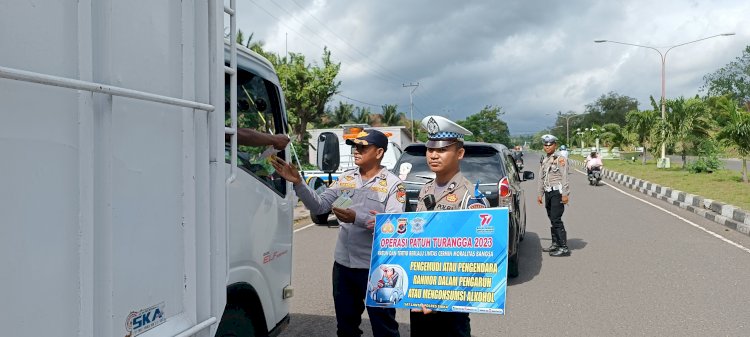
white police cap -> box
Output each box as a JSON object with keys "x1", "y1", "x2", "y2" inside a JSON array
[
  {"x1": 541, "y1": 134, "x2": 558, "y2": 144},
  {"x1": 421, "y1": 115, "x2": 472, "y2": 149}
]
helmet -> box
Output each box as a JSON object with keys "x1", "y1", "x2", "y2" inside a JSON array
[{"x1": 560, "y1": 145, "x2": 567, "y2": 150}]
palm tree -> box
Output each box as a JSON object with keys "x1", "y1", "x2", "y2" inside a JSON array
[
  {"x1": 327, "y1": 102, "x2": 354, "y2": 127},
  {"x1": 235, "y1": 30, "x2": 266, "y2": 55},
  {"x1": 716, "y1": 102, "x2": 750, "y2": 182},
  {"x1": 664, "y1": 97, "x2": 714, "y2": 168},
  {"x1": 380, "y1": 104, "x2": 404, "y2": 126},
  {"x1": 354, "y1": 106, "x2": 371, "y2": 124},
  {"x1": 625, "y1": 108, "x2": 658, "y2": 165},
  {"x1": 599, "y1": 123, "x2": 626, "y2": 150}
]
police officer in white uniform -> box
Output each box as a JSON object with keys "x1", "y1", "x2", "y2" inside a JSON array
[
  {"x1": 272, "y1": 130, "x2": 404, "y2": 337},
  {"x1": 409, "y1": 115, "x2": 489, "y2": 337},
  {"x1": 537, "y1": 134, "x2": 571, "y2": 257}
]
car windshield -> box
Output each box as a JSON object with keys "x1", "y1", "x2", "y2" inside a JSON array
[{"x1": 396, "y1": 145, "x2": 506, "y2": 184}]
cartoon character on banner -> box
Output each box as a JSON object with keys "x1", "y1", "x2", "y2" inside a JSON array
[{"x1": 368, "y1": 264, "x2": 409, "y2": 305}]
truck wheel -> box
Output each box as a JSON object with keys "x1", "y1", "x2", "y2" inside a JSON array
[
  {"x1": 311, "y1": 212, "x2": 331, "y2": 225},
  {"x1": 508, "y1": 252, "x2": 519, "y2": 278},
  {"x1": 215, "y1": 307, "x2": 257, "y2": 337}
]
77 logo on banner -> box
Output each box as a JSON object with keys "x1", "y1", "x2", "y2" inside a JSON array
[{"x1": 479, "y1": 214, "x2": 492, "y2": 226}]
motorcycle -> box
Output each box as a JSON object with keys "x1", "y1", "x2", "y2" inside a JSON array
[{"x1": 588, "y1": 166, "x2": 602, "y2": 186}]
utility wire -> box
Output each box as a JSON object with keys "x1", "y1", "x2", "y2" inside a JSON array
[
  {"x1": 247, "y1": 0, "x2": 330, "y2": 53},
  {"x1": 336, "y1": 93, "x2": 383, "y2": 108},
  {"x1": 412, "y1": 104, "x2": 428, "y2": 119},
  {"x1": 287, "y1": 0, "x2": 408, "y2": 83},
  {"x1": 250, "y1": 0, "x2": 403, "y2": 85}
]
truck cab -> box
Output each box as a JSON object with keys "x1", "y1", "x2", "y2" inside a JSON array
[
  {"x1": 1, "y1": 2, "x2": 292, "y2": 337},
  {"x1": 218, "y1": 44, "x2": 294, "y2": 336}
]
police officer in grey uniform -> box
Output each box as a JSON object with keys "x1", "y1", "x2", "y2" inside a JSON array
[
  {"x1": 409, "y1": 115, "x2": 489, "y2": 337},
  {"x1": 271, "y1": 130, "x2": 404, "y2": 337},
  {"x1": 537, "y1": 134, "x2": 571, "y2": 257}
]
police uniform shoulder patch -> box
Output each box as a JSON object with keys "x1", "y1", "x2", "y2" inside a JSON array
[
  {"x1": 558, "y1": 157, "x2": 566, "y2": 166},
  {"x1": 396, "y1": 183, "x2": 406, "y2": 203}
]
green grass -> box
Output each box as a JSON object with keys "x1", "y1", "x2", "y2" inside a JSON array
[{"x1": 571, "y1": 155, "x2": 750, "y2": 211}]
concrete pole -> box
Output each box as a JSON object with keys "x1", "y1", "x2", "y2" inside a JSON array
[{"x1": 403, "y1": 82, "x2": 419, "y2": 142}]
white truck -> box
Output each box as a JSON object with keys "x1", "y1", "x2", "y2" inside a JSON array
[{"x1": 1, "y1": 2, "x2": 299, "y2": 337}]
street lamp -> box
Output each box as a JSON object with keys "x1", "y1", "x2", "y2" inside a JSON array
[
  {"x1": 562, "y1": 113, "x2": 582, "y2": 148},
  {"x1": 547, "y1": 112, "x2": 582, "y2": 146},
  {"x1": 594, "y1": 33, "x2": 734, "y2": 168},
  {"x1": 576, "y1": 127, "x2": 599, "y2": 154}
]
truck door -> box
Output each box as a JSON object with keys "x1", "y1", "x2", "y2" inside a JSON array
[{"x1": 224, "y1": 58, "x2": 293, "y2": 332}]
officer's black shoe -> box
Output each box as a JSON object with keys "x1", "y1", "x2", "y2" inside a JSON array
[
  {"x1": 542, "y1": 243, "x2": 558, "y2": 252},
  {"x1": 549, "y1": 246, "x2": 570, "y2": 257}
]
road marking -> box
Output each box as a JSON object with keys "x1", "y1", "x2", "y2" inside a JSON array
[
  {"x1": 575, "y1": 169, "x2": 750, "y2": 255},
  {"x1": 294, "y1": 223, "x2": 316, "y2": 233}
]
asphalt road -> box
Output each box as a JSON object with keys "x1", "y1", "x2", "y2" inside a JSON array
[{"x1": 282, "y1": 165, "x2": 750, "y2": 337}]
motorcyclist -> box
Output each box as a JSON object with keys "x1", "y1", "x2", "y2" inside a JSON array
[
  {"x1": 558, "y1": 145, "x2": 569, "y2": 158},
  {"x1": 585, "y1": 151, "x2": 603, "y2": 175}
]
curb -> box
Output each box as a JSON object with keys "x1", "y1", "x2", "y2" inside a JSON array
[{"x1": 569, "y1": 159, "x2": 750, "y2": 236}]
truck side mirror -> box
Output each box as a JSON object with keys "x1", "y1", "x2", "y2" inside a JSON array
[{"x1": 317, "y1": 132, "x2": 340, "y2": 173}]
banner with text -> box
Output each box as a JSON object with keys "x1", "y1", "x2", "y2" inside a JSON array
[{"x1": 365, "y1": 208, "x2": 509, "y2": 314}]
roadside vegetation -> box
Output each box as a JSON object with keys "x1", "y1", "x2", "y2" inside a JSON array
[
  {"x1": 536, "y1": 45, "x2": 750, "y2": 185},
  {"x1": 232, "y1": 30, "x2": 513, "y2": 166},
  {"x1": 570, "y1": 155, "x2": 750, "y2": 211}
]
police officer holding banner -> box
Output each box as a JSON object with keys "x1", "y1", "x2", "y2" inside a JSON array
[
  {"x1": 537, "y1": 134, "x2": 571, "y2": 257},
  {"x1": 409, "y1": 115, "x2": 489, "y2": 337},
  {"x1": 271, "y1": 129, "x2": 404, "y2": 337}
]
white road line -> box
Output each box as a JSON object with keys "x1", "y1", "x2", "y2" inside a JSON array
[
  {"x1": 574, "y1": 168, "x2": 750, "y2": 255},
  {"x1": 294, "y1": 223, "x2": 316, "y2": 233}
]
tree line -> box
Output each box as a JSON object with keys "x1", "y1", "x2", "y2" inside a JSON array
[
  {"x1": 541, "y1": 46, "x2": 750, "y2": 182},
  {"x1": 233, "y1": 30, "x2": 512, "y2": 161}
]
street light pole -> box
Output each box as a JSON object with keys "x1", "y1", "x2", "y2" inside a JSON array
[
  {"x1": 563, "y1": 113, "x2": 581, "y2": 148},
  {"x1": 403, "y1": 82, "x2": 419, "y2": 142},
  {"x1": 547, "y1": 112, "x2": 580, "y2": 146},
  {"x1": 594, "y1": 33, "x2": 734, "y2": 168}
]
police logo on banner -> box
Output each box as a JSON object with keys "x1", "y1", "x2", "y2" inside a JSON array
[
  {"x1": 397, "y1": 218, "x2": 408, "y2": 234},
  {"x1": 411, "y1": 217, "x2": 425, "y2": 234}
]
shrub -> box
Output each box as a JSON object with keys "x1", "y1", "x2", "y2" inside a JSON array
[{"x1": 687, "y1": 140, "x2": 723, "y2": 173}]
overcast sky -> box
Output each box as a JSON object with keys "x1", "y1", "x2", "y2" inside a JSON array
[{"x1": 235, "y1": 0, "x2": 749, "y2": 135}]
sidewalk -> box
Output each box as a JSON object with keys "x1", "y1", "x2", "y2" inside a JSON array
[{"x1": 293, "y1": 201, "x2": 311, "y2": 223}]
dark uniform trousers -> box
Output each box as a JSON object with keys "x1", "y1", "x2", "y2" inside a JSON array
[
  {"x1": 332, "y1": 262, "x2": 400, "y2": 337},
  {"x1": 544, "y1": 190, "x2": 566, "y2": 243},
  {"x1": 409, "y1": 311, "x2": 470, "y2": 337}
]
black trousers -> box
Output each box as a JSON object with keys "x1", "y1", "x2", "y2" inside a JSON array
[
  {"x1": 544, "y1": 190, "x2": 567, "y2": 239},
  {"x1": 409, "y1": 311, "x2": 470, "y2": 337},
  {"x1": 332, "y1": 262, "x2": 400, "y2": 337}
]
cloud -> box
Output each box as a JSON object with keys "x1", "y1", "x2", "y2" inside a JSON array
[{"x1": 237, "y1": 0, "x2": 750, "y2": 135}]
